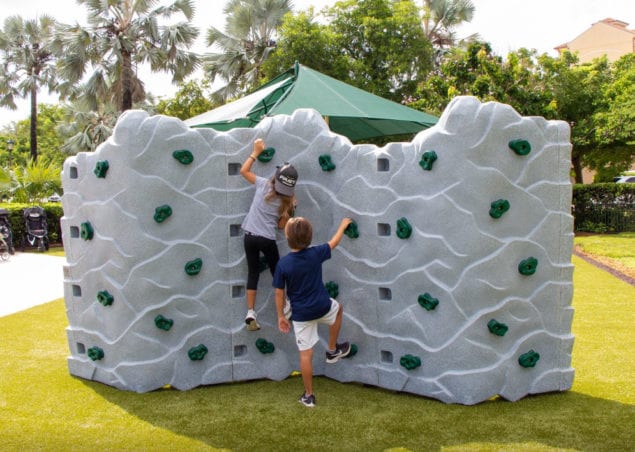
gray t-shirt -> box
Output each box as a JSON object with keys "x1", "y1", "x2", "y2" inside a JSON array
[{"x1": 241, "y1": 176, "x2": 281, "y2": 240}]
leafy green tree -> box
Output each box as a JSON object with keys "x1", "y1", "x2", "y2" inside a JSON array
[
  {"x1": 14, "y1": 104, "x2": 66, "y2": 167},
  {"x1": 326, "y1": 0, "x2": 433, "y2": 101},
  {"x1": 56, "y1": 101, "x2": 120, "y2": 154},
  {"x1": 55, "y1": 0, "x2": 199, "y2": 112},
  {"x1": 155, "y1": 80, "x2": 217, "y2": 120},
  {"x1": 204, "y1": 0, "x2": 292, "y2": 101},
  {"x1": 0, "y1": 15, "x2": 59, "y2": 161},
  {"x1": 261, "y1": 8, "x2": 349, "y2": 80}
]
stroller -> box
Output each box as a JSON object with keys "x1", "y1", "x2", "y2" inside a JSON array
[
  {"x1": 0, "y1": 208, "x2": 15, "y2": 259},
  {"x1": 22, "y1": 206, "x2": 49, "y2": 252}
]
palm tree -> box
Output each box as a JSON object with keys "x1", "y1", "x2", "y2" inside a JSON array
[
  {"x1": 55, "y1": 0, "x2": 200, "y2": 112},
  {"x1": 422, "y1": 0, "x2": 475, "y2": 65},
  {"x1": 9, "y1": 158, "x2": 62, "y2": 204},
  {"x1": 204, "y1": 0, "x2": 292, "y2": 101},
  {"x1": 0, "y1": 15, "x2": 59, "y2": 162}
]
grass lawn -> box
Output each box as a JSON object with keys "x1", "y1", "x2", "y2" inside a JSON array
[
  {"x1": 1, "y1": 256, "x2": 633, "y2": 451},
  {"x1": 575, "y1": 232, "x2": 635, "y2": 278}
]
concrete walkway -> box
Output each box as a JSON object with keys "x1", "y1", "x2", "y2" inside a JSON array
[{"x1": 0, "y1": 252, "x2": 65, "y2": 317}]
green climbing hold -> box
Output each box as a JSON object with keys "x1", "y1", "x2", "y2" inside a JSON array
[
  {"x1": 80, "y1": 221, "x2": 94, "y2": 241},
  {"x1": 518, "y1": 349, "x2": 540, "y2": 368},
  {"x1": 93, "y1": 160, "x2": 109, "y2": 178},
  {"x1": 256, "y1": 338, "x2": 275, "y2": 354},
  {"x1": 419, "y1": 150, "x2": 437, "y2": 171},
  {"x1": 325, "y1": 281, "x2": 339, "y2": 299},
  {"x1": 418, "y1": 293, "x2": 439, "y2": 311},
  {"x1": 518, "y1": 257, "x2": 538, "y2": 276},
  {"x1": 155, "y1": 314, "x2": 174, "y2": 331},
  {"x1": 172, "y1": 150, "x2": 194, "y2": 165},
  {"x1": 509, "y1": 139, "x2": 531, "y2": 156},
  {"x1": 97, "y1": 290, "x2": 114, "y2": 307},
  {"x1": 188, "y1": 344, "x2": 208, "y2": 361},
  {"x1": 154, "y1": 205, "x2": 173, "y2": 223},
  {"x1": 87, "y1": 346, "x2": 104, "y2": 361},
  {"x1": 489, "y1": 199, "x2": 510, "y2": 219},
  {"x1": 400, "y1": 354, "x2": 421, "y2": 370},
  {"x1": 319, "y1": 154, "x2": 336, "y2": 171},
  {"x1": 396, "y1": 217, "x2": 412, "y2": 239},
  {"x1": 344, "y1": 221, "x2": 359, "y2": 239},
  {"x1": 258, "y1": 147, "x2": 275, "y2": 162},
  {"x1": 487, "y1": 319, "x2": 508, "y2": 336},
  {"x1": 185, "y1": 258, "x2": 203, "y2": 276}
]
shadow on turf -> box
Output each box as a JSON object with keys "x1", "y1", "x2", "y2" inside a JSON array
[{"x1": 85, "y1": 377, "x2": 634, "y2": 451}]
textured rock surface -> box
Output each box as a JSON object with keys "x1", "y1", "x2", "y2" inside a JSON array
[{"x1": 61, "y1": 96, "x2": 574, "y2": 404}]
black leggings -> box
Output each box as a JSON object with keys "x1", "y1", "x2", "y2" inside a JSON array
[{"x1": 244, "y1": 233, "x2": 280, "y2": 290}]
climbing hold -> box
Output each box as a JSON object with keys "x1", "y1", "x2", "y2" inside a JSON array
[
  {"x1": 97, "y1": 290, "x2": 114, "y2": 307},
  {"x1": 318, "y1": 154, "x2": 336, "y2": 171},
  {"x1": 518, "y1": 257, "x2": 538, "y2": 276},
  {"x1": 256, "y1": 338, "x2": 275, "y2": 354},
  {"x1": 87, "y1": 346, "x2": 104, "y2": 361},
  {"x1": 153, "y1": 205, "x2": 173, "y2": 223},
  {"x1": 93, "y1": 160, "x2": 109, "y2": 178},
  {"x1": 518, "y1": 349, "x2": 540, "y2": 368},
  {"x1": 325, "y1": 281, "x2": 339, "y2": 299},
  {"x1": 396, "y1": 217, "x2": 412, "y2": 239},
  {"x1": 80, "y1": 221, "x2": 94, "y2": 241},
  {"x1": 154, "y1": 315, "x2": 174, "y2": 331},
  {"x1": 508, "y1": 139, "x2": 531, "y2": 156},
  {"x1": 185, "y1": 258, "x2": 203, "y2": 276},
  {"x1": 418, "y1": 293, "x2": 439, "y2": 311},
  {"x1": 188, "y1": 344, "x2": 208, "y2": 361},
  {"x1": 419, "y1": 150, "x2": 437, "y2": 171},
  {"x1": 400, "y1": 354, "x2": 421, "y2": 370},
  {"x1": 343, "y1": 343, "x2": 358, "y2": 359},
  {"x1": 258, "y1": 147, "x2": 275, "y2": 162},
  {"x1": 344, "y1": 221, "x2": 359, "y2": 239},
  {"x1": 487, "y1": 319, "x2": 508, "y2": 336},
  {"x1": 172, "y1": 150, "x2": 194, "y2": 165},
  {"x1": 489, "y1": 199, "x2": 510, "y2": 219}
]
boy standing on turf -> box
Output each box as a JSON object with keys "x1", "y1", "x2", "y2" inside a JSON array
[{"x1": 273, "y1": 216, "x2": 353, "y2": 407}]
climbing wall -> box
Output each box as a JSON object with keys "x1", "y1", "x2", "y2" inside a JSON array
[{"x1": 61, "y1": 96, "x2": 575, "y2": 404}]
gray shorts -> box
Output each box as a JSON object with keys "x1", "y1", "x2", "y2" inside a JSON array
[{"x1": 292, "y1": 299, "x2": 340, "y2": 351}]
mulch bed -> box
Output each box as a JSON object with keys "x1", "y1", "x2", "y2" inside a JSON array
[{"x1": 573, "y1": 247, "x2": 635, "y2": 287}]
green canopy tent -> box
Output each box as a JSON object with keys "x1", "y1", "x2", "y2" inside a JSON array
[{"x1": 184, "y1": 62, "x2": 437, "y2": 142}]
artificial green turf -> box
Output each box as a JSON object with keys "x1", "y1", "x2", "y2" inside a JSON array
[{"x1": 1, "y1": 255, "x2": 633, "y2": 451}]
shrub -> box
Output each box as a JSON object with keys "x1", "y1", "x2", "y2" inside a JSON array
[{"x1": 572, "y1": 183, "x2": 635, "y2": 233}]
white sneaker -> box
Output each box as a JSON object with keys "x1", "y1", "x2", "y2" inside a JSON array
[
  {"x1": 283, "y1": 298, "x2": 292, "y2": 320},
  {"x1": 245, "y1": 309, "x2": 260, "y2": 331}
]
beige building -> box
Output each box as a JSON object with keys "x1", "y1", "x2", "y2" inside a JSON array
[{"x1": 555, "y1": 18, "x2": 635, "y2": 63}]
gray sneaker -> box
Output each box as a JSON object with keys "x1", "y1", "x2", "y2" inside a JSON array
[
  {"x1": 299, "y1": 393, "x2": 316, "y2": 407},
  {"x1": 245, "y1": 310, "x2": 260, "y2": 331},
  {"x1": 325, "y1": 342, "x2": 351, "y2": 363}
]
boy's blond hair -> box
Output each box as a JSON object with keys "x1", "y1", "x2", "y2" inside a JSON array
[{"x1": 285, "y1": 217, "x2": 312, "y2": 250}]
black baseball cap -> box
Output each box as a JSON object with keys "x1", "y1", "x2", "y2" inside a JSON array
[{"x1": 274, "y1": 163, "x2": 298, "y2": 196}]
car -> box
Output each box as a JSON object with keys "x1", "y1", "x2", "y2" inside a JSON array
[
  {"x1": 47, "y1": 193, "x2": 62, "y2": 202},
  {"x1": 614, "y1": 176, "x2": 635, "y2": 183}
]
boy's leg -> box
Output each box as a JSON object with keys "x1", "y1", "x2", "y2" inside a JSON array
[
  {"x1": 327, "y1": 301, "x2": 344, "y2": 350},
  {"x1": 299, "y1": 348, "x2": 314, "y2": 395}
]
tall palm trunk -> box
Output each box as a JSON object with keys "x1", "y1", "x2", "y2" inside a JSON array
[
  {"x1": 121, "y1": 49, "x2": 133, "y2": 111},
  {"x1": 30, "y1": 84, "x2": 38, "y2": 162}
]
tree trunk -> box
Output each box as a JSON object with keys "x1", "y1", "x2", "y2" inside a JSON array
[
  {"x1": 30, "y1": 85, "x2": 38, "y2": 162},
  {"x1": 121, "y1": 50, "x2": 133, "y2": 111},
  {"x1": 571, "y1": 154, "x2": 584, "y2": 184}
]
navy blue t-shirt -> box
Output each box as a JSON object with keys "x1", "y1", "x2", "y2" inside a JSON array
[{"x1": 273, "y1": 243, "x2": 332, "y2": 322}]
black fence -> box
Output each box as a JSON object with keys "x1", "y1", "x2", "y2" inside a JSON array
[{"x1": 572, "y1": 183, "x2": 635, "y2": 233}]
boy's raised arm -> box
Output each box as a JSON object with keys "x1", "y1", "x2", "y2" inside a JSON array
[{"x1": 328, "y1": 218, "x2": 353, "y2": 250}]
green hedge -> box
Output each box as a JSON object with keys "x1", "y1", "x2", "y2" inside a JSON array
[
  {"x1": 572, "y1": 183, "x2": 635, "y2": 233},
  {"x1": 0, "y1": 202, "x2": 63, "y2": 247}
]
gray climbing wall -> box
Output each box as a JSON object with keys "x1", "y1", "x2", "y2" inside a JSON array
[{"x1": 61, "y1": 96, "x2": 575, "y2": 404}]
